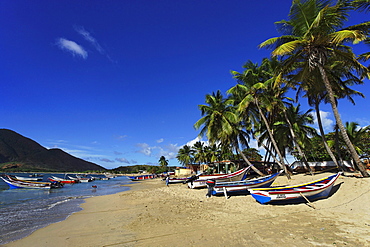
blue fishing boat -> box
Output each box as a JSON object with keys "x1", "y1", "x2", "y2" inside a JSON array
[
  {"x1": 212, "y1": 171, "x2": 282, "y2": 196},
  {"x1": 1, "y1": 175, "x2": 63, "y2": 189}
]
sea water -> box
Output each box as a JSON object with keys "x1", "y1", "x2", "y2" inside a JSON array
[{"x1": 0, "y1": 173, "x2": 132, "y2": 245}]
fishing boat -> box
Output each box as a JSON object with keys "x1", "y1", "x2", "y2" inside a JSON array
[
  {"x1": 187, "y1": 167, "x2": 249, "y2": 189},
  {"x1": 127, "y1": 174, "x2": 157, "y2": 181},
  {"x1": 167, "y1": 177, "x2": 188, "y2": 184},
  {"x1": 67, "y1": 175, "x2": 93, "y2": 182},
  {"x1": 14, "y1": 175, "x2": 43, "y2": 181},
  {"x1": 76, "y1": 176, "x2": 93, "y2": 182},
  {"x1": 48, "y1": 176, "x2": 76, "y2": 184},
  {"x1": 212, "y1": 171, "x2": 283, "y2": 196},
  {"x1": 248, "y1": 172, "x2": 341, "y2": 204},
  {"x1": 1, "y1": 175, "x2": 62, "y2": 189}
]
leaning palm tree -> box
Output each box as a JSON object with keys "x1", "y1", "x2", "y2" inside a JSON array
[
  {"x1": 297, "y1": 56, "x2": 366, "y2": 171},
  {"x1": 259, "y1": 0, "x2": 369, "y2": 177},
  {"x1": 194, "y1": 90, "x2": 264, "y2": 175},
  {"x1": 228, "y1": 58, "x2": 291, "y2": 177},
  {"x1": 274, "y1": 104, "x2": 317, "y2": 174}
]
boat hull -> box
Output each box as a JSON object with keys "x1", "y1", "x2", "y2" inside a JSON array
[
  {"x1": 248, "y1": 173, "x2": 341, "y2": 204},
  {"x1": 1, "y1": 175, "x2": 54, "y2": 189},
  {"x1": 128, "y1": 174, "x2": 157, "y2": 181},
  {"x1": 14, "y1": 176, "x2": 43, "y2": 181},
  {"x1": 49, "y1": 176, "x2": 76, "y2": 184},
  {"x1": 212, "y1": 171, "x2": 282, "y2": 196},
  {"x1": 187, "y1": 167, "x2": 249, "y2": 189}
]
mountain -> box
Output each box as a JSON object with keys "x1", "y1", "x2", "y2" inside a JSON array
[{"x1": 0, "y1": 129, "x2": 106, "y2": 172}]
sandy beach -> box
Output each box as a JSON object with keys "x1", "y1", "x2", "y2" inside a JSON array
[{"x1": 5, "y1": 172, "x2": 370, "y2": 247}]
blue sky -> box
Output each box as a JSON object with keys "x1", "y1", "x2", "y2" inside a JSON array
[{"x1": 1, "y1": 1, "x2": 369, "y2": 169}]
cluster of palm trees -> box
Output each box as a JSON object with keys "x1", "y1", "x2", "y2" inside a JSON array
[
  {"x1": 176, "y1": 141, "x2": 263, "y2": 168},
  {"x1": 189, "y1": 0, "x2": 370, "y2": 177}
]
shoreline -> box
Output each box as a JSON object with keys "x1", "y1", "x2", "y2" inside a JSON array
[{"x1": 5, "y1": 172, "x2": 370, "y2": 247}]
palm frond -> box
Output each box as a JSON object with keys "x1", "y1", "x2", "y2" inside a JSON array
[
  {"x1": 272, "y1": 40, "x2": 304, "y2": 56},
  {"x1": 330, "y1": 29, "x2": 367, "y2": 44}
]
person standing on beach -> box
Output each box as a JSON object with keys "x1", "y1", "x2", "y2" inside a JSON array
[{"x1": 165, "y1": 175, "x2": 170, "y2": 186}]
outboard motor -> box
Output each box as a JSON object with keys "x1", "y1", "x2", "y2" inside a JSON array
[{"x1": 206, "y1": 179, "x2": 216, "y2": 198}]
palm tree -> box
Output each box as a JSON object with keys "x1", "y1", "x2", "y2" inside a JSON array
[
  {"x1": 158, "y1": 156, "x2": 169, "y2": 171},
  {"x1": 192, "y1": 141, "x2": 206, "y2": 165},
  {"x1": 259, "y1": 0, "x2": 369, "y2": 177},
  {"x1": 274, "y1": 104, "x2": 317, "y2": 174},
  {"x1": 297, "y1": 56, "x2": 365, "y2": 171},
  {"x1": 176, "y1": 145, "x2": 194, "y2": 166},
  {"x1": 332, "y1": 122, "x2": 370, "y2": 160},
  {"x1": 194, "y1": 90, "x2": 264, "y2": 175},
  {"x1": 228, "y1": 58, "x2": 291, "y2": 177}
]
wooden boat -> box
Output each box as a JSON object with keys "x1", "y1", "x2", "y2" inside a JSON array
[
  {"x1": 212, "y1": 171, "x2": 283, "y2": 196},
  {"x1": 248, "y1": 173, "x2": 341, "y2": 204},
  {"x1": 167, "y1": 177, "x2": 188, "y2": 184},
  {"x1": 128, "y1": 174, "x2": 157, "y2": 181},
  {"x1": 14, "y1": 175, "x2": 43, "y2": 181},
  {"x1": 187, "y1": 167, "x2": 249, "y2": 189},
  {"x1": 68, "y1": 175, "x2": 93, "y2": 182},
  {"x1": 1, "y1": 175, "x2": 62, "y2": 189},
  {"x1": 49, "y1": 176, "x2": 76, "y2": 184}
]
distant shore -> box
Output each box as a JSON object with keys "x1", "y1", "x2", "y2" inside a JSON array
[{"x1": 5, "y1": 172, "x2": 370, "y2": 247}]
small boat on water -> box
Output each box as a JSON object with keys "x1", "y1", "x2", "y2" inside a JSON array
[
  {"x1": 128, "y1": 174, "x2": 157, "y2": 181},
  {"x1": 67, "y1": 175, "x2": 93, "y2": 182},
  {"x1": 212, "y1": 171, "x2": 283, "y2": 196},
  {"x1": 1, "y1": 175, "x2": 63, "y2": 189},
  {"x1": 248, "y1": 172, "x2": 341, "y2": 204},
  {"x1": 187, "y1": 167, "x2": 249, "y2": 189},
  {"x1": 14, "y1": 175, "x2": 43, "y2": 181},
  {"x1": 49, "y1": 176, "x2": 76, "y2": 184}
]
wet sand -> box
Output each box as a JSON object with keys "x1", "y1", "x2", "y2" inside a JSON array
[{"x1": 5, "y1": 172, "x2": 370, "y2": 247}]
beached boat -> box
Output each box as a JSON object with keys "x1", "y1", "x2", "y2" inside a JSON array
[
  {"x1": 248, "y1": 172, "x2": 341, "y2": 204},
  {"x1": 187, "y1": 167, "x2": 249, "y2": 189},
  {"x1": 1, "y1": 175, "x2": 62, "y2": 189},
  {"x1": 49, "y1": 176, "x2": 76, "y2": 184},
  {"x1": 128, "y1": 174, "x2": 157, "y2": 181},
  {"x1": 14, "y1": 175, "x2": 43, "y2": 181},
  {"x1": 167, "y1": 177, "x2": 188, "y2": 184},
  {"x1": 212, "y1": 171, "x2": 283, "y2": 196}
]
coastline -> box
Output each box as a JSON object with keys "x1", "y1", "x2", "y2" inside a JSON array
[{"x1": 5, "y1": 172, "x2": 370, "y2": 247}]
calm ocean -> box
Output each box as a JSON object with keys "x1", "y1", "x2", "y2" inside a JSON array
[{"x1": 0, "y1": 173, "x2": 132, "y2": 245}]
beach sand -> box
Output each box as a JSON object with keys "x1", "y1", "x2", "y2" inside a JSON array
[{"x1": 5, "y1": 172, "x2": 370, "y2": 247}]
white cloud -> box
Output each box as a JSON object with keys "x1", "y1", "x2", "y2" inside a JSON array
[
  {"x1": 56, "y1": 38, "x2": 88, "y2": 59},
  {"x1": 136, "y1": 143, "x2": 152, "y2": 156},
  {"x1": 185, "y1": 136, "x2": 209, "y2": 147},
  {"x1": 74, "y1": 26, "x2": 104, "y2": 54},
  {"x1": 156, "y1": 138, "x2": 164, "y2": 143}
]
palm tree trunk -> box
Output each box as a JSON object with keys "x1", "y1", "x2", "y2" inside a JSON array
[
  {"x1": 319, "y1": 65, "x2": 369, "y2": 177},
  {"x1": 253, "y1": 132, "x2": 283, "y2": 172},
  {"x1": 334, "y1": 124, "x2": 346, "y2": 171},
  {"x1": 235, "y1": 146, "x2": 264, "y2": 176},
  {"x1": 283, "y1": 109, "x2": 314, "y2": 175},
  {"x1": 255, "y1": 99, "x2": 291, "y2": 179},
  {"x1": 314, "y1": 102, "x2": 344, "y2": 171}
]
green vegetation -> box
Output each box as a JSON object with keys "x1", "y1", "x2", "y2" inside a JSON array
[{"x1": 179, "y1": 0, "x2": 370, "y2": 177}]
